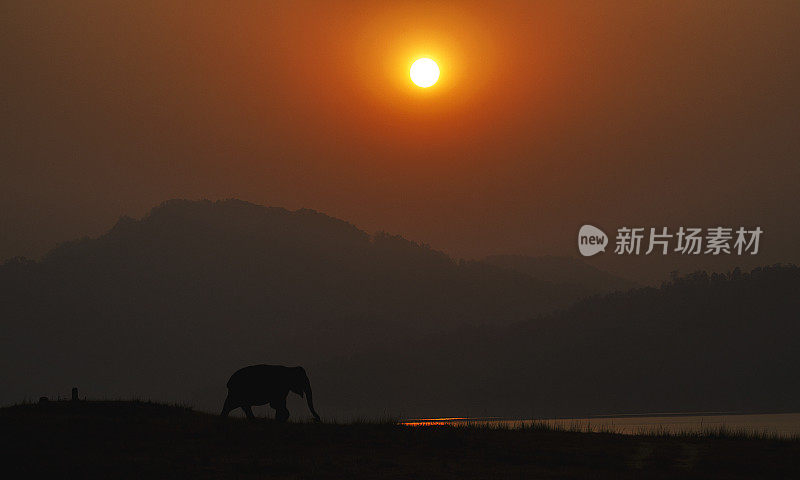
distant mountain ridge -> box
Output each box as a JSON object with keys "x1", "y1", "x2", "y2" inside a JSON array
[
  {"x1": 0, "y1": 199, "x2": 597, "y2": 409},
  {"x1": 484, "y1": 254, "x2": 637, "y2": 295},
  {"x1": 318, "y1": 264, "x2": 800, "y2": 418},
  {"x1": 3, "y1": 199, "x2": 795, "y2": 419},
  {"x1": 24, "y1": 199, "x2": 592, "y2": 333}
]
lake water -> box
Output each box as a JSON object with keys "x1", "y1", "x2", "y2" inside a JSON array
[{"x1": 401, "y1": 413, "x2": 800, "y2": 438}]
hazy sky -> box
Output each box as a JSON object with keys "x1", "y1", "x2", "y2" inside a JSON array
[{"x1": 2, "y1": 1, "x2": 798, "y2": 283}]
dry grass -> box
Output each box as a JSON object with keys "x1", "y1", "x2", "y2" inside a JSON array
[{"x1": 1, "y1": 400, "x2": 798, "y2": 479}]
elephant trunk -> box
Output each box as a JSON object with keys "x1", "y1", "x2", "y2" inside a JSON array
[{"x1": 305, "y1": 384, "x2": 321, "y2": 422}]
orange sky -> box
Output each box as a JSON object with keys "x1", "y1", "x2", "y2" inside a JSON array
[{"x1": 2, "y1": 1, "x2": 799, "y2": 283}]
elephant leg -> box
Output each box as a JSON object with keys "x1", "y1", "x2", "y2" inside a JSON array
[
  {"x1": 276, "y1": 407, "x2": 290, "y2": 423},
  {"x1": 220, "y1": 394, "x2": 235, "y2": 417},
  {"x1": 242, "y1": 405, "x2": 256, "y2": 420},
  {"x1": 272, "y1": 399, "x2": 290, "y2": 423}
]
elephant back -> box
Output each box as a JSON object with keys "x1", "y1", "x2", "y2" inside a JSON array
[{"x1": 226, "y1": 364, "x2": 290, "y2": 400}]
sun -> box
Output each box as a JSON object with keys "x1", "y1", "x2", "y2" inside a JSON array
[{"x1": 410, "y1": 58, "x2": 440, "y2": 88}]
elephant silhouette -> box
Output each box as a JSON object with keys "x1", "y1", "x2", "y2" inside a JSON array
[{"x1": 221, "y1": 364, "x2": 321, "y2": 422}]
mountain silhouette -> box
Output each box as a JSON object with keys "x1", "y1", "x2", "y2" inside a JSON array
[
  {"x1": 1, "y1": 199, "x2": 797, "y2": 419},
  {"x1": 0, "y1": 199, "x2": 588, "y2": 410},
  {"x1": 22, "y1": 199, "x2": 588, "y2": 330},
  {"x1": 484, "y1": 254, "x2": 637, "y2": 294},
  {"x1": 315, "y1": 264, "x2": 800, "y2": 418}
]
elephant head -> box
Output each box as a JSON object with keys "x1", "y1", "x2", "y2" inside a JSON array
[{"x1": 290, "y1": 366, "x2": 321, "y2": 422}]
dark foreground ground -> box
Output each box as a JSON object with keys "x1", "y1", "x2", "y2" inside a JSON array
[{"x1": 1, "y1": 401, "x2": 798, "y2": 479}]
